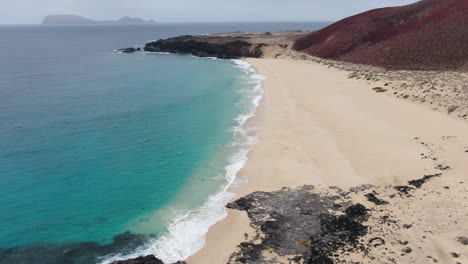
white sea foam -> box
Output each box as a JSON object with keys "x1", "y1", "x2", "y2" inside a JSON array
[
  {"x1": 232, "y1": 59, "x2": 252, "y2": 73},
  {"x1": 99, "y1": 59, "x2": 266, "y2": 264}
]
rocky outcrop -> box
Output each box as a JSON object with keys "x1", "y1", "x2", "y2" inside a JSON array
[
  {"x1": 293, "y1": 0, "x2": 468, "y2": 71},
  {"x1": 118, "y1": 47, "x2": 141, "y2": 53},
  {"x1": 226, "y1": 185, "x2": 369, "y2": 263},
  {"x1": 0, "y1": 232, "x2": 149, "y2": 264},
  {"x1": 111, "y1": 255, "x2": 187, "y2": 264},
  {"x1": 110, "y1": 255, "x2": 164, "y2": 264},
  {"x1": 110, "y1": 255, "x2": 186, "y2": 264},
  {"x1": 144, "y1": 35, "x2": 266, "y2": 59},
  {"x1": 224, "y1": 164, "x2": 448, "y2": 264}
]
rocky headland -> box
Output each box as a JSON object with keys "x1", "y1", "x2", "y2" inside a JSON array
[{"x1": 143, "y1": 31, "x2": 303, "y2": 59}]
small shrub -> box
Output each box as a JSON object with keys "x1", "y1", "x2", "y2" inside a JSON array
[
  {"x1": 372, "y1": 87, "x2": 387, "y2": 93},
  {"x1": 348, "y1": 72, "x2": 360, "y2": 79},
  {"x1": 403, "y1": 95, "x2": 409, "y2": 99},
  {"x1": 448, "y1": 105, "x2": 458, "y2": 114}
]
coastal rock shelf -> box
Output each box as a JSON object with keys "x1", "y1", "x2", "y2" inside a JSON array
[
  {"x1": 143, "y1": 32, "x2": 304, "y2": 59},
  {"x1": 110, "y1": 255, "x2": 186, "y2": 264},
  {"x1": 144, "y1": 36, "x2": 264, "y2": 59}
]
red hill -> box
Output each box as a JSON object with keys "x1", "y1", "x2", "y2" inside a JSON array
[{"x1": 293, "y1": 0, "x2": 468, "y2": 71}]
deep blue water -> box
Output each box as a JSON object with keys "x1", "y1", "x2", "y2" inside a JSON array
[{"x1": 0, "y1": 22, "x2": 329, "y2": 263}]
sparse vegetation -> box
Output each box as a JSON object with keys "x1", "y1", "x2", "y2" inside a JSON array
[
  {"x1": 448, "y1": 105, "x2": 458, "y2": 114},
  {"x1": 372, "y1": 87, "x2": 387, "y2": 93},
  {"x1": 348, "y1": 72, "x2": 361, "y2": 79},
  {"x1": 403, "y1": 95, "x2": 410, "y2": 99},
  {"x1": 319, "y1": 61, "x2": 336, "y2": 68}
]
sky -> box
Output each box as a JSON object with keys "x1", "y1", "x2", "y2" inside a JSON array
[{"x1": 0, "y1": 0, "x2": 419, "y2": 24}]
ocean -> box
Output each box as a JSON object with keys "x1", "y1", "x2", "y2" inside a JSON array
[{"x1": 0, "y1": 22, "x2": 328, "y2": 264}]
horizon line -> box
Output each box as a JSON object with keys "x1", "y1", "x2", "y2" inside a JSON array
[{"x1": 0, "y1": 20, "x2": 334, "y2": 26}]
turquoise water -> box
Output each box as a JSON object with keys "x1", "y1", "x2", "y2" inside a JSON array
[
  {"x1": 0, "y1": 52, "x2": 249, "y2": 247},
  {"x1": 0, "y1": 23, "x2": 329, "y2": 263}
]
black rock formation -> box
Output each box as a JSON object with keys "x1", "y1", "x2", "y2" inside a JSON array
[
  {"x1": 118, "y1": 47, "x2": 141, "y2": 53},
  {"x1": 226, "y1": 185, "x2": 369, "y2": 263},
  {"x1": 394, "y1": 173, "x2": 441, "y2": 196},
  {"x1": 111, "y1": 255, "x2": 164, "y2": 264},
  {"x1": 110, "y1": 255, "x2": 187, "y2": 264},
  {"x1": 365, "y1": 192, "x2": 388, "y2": 205},
  {"x1": 0, "y1": 232, "x2": 149, "y2": 264},
  {"x1": 408, "y1": 173, "x2": 441, "y2": 188},
  {"x1": 144, "y1": 35, "x2": 266, "y2": 59}
]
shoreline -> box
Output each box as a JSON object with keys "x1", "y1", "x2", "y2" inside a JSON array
[
  {"x1": 187, "y1": 58, "x2": 468, "y2": 263},
  {"x1": 100, "y1": 58, "x2": 267, "y2": 264},
  {"x1": 182, "y1": 59, "x2": 267, "y2": 263}
]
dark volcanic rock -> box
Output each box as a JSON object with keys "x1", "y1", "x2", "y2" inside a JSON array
[
  {"x1": 365, "y1": 192, "x2": 388, "y2": 205},
  {"x1": 395, "y1": 173, "x2": 441, "y2": 196},
  {"x1": 110, "y1": 255, "x2": 164, "y2": 264},
  {"x1": 394, "y1": 185, "x2": 414, "y2": 196},
  {"x1": 119, "y1": 47, "x2": 141, "y2": 53},
  {"x1": 110, "y1": 255, "x2": 188, "y2": 264},
  {"x1": 226, "y1": 185, "x2": 369, "y2": 263},
  {"x1": 307, "y1": 212, "x2": 367, "y2": 263},
  {"x1": 457, "y1": 236, "x2": 468, "y2": 245},
  {"x1": 408, "y1": 173, "x2": 441, "y2": 188},
  {"x1": 144, "y1": 35, "x2": 265, "y2": 59},
  {"x1": 402, "y1": 247, "x2": 413, "y2": 254},
  {"x1": 344, "y1": 203, "x2": 368, "y2": 221},
  {"x1": 0, "y1": 232, "x2": 149, "y2": 264},
  {"x1": 293, "y1": 0, "x2": 468, "y2": 71}
]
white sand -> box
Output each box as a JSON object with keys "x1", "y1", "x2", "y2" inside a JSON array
[{"x1": 187, "y1": 58, "x2": 468, "y2": 263}]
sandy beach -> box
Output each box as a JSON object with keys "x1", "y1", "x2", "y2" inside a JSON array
[{"x1": 186, "y1": 58, "x2": 468, "y2": 263}]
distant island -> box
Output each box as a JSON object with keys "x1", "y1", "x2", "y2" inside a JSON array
[{"x1": 41, "y1": 15, "x2": 157, "y2": 25}]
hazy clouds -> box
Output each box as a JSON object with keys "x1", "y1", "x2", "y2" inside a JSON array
[{"x1": 1, "y1": 0, "x2": 418, "y2": 24}]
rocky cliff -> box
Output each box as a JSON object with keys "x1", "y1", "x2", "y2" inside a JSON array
[
  {"x1": 144, "y1": 35, "x2": 265, "y2": 59},
  {"x1": 143, "y1": 32, "x2": 304, "y2": 59}
]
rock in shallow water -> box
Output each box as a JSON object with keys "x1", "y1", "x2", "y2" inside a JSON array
[
  {"x1": 118, "y1": 47, "x2": 141, "y2": 53},
  {"x1": 110, "y1": 255, "x2": 187, "y2": 264},
  {"x1": 110, "y1": 255, "x2": 163, "y2": 264}
]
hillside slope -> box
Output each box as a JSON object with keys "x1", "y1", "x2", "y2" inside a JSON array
[{"x1": 293, "y1": 0, "x2": 468, "y2": 71}]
